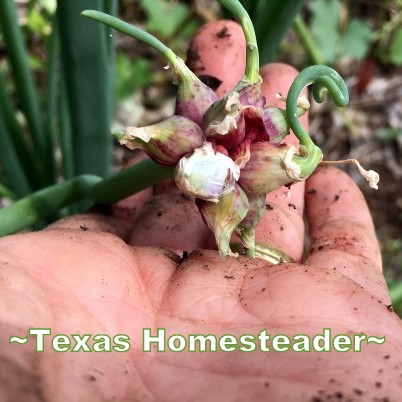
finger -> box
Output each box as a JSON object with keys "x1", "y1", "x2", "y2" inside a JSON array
[
  {"x1": 107, "y1": 151, "x2": 153, "y2": 222},
  {"x1": 128, "y1": 191, "x2": 211, "y2": 252},
  {"x1": 45, "y1": 213, "x2": 133, "y2": 242},
  {"x1": 251, "y1": 64, "x2": 307, "y2": 262},
  {"x1": 129, "y1": 20, "x2": 247, "y2": 251},
  {"x1": 45, "y1": 151, "x2": 153, "y2": 243},
  {"x1": 260, "y1": 63, "x2": 308, "y2": 148},
  {"x1": 187, "y1": 20, "x2": 246, "y2": 97},
  {"x1": 157, "y1": 250, "x2": 401, "y2": 401},
  {"x1": 305, "y1": 166, "x2": 388, "y2": 301}
]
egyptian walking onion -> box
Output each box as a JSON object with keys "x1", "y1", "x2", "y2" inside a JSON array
[{"x1": 82, "y1": 2, "x2": 379, "y2": 262}]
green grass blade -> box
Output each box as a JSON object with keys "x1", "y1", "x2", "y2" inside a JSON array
[
  {"x1": 44, "y1": 16, "x2": 59, "y2": 183},
  {"x1": 0, "y1": 181, "x2": 16, "y2": 201},
  {"x1": 252, "y1": 0, "x2": 306, "y2": 63},
  {"x1": 59, "y1": 69, "x2": 75, "y2": 180},
  {"x1": 293, "y1": 15, "x2": 325, "y2": 65},
  {"x1": 0, "y1": 69, "x2": 44, "y2": 189},
  {"x1": 0, "y1": 70, "x2": 25, "y2": 141},
  {"x1": 0, "y1": 108, "x2": 31, "y2": 198},
  {"x1": 57, "y1": 1, "x2": 114, "y2": 178},
  {"x1": 103, "y1": 1, "x2": 117, "y2": 108},
  {"x1": 247, "y1": 0, "x2": 263, "y2": 21},
  {"x1": 390, "y1": 282, "x2": 402, "y2": 305},
  {"x1": 103, "y1": 0, "x2": 117, "y2": 14},
  {"x1": 0, "y1": 0, "x2": 50, "y2": 183}
]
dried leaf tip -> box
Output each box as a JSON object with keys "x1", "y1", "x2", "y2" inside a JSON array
[
  {"x1": 321, "y1": 159, "x2": 380, "y2": 190},
  {"x1": 353, "y1": 160, "x2": 380, "y2": 190}
]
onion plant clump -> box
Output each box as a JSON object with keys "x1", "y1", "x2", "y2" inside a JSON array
[
  {"x1": 0, "y1": 0, "x2": 379, "y2": 262},
  {"x1": 82, "y1": 1, "x2": 378, "y2": 261}
]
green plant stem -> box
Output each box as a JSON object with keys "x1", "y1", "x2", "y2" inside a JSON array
[
  {"x1": 89, "y1": 160, "x2": 174, "y2": 204},
  {"x1": 0, "y1": 0, "x2": 49, "y2": 182},
  {"x1": 390, "y1": 282, "x2": 402, "y2": 305},
  {"x1": 293, "y1": 15, "x2": 325, "y2": 65},
  {"x1": 0, "y1": 71, "x2": 22, "y2": 138},
  {"x1": 286, "y1": 65, "x2": 349, "y2": 178},
  {"x1": 102, "y1": 0, "x2": 117, "y2": 121},
  {"x1": 247, "y1": 0, "x2": 260, "y2": 21},
  {"x1": 253, "y1": 0, "x2": 306, "y2": 63},
  {"x1": 103, "y1": 0, "x2": 117, "y2": 18},
  {"x1": 0, "y1": 109, "x2": 31, "y2": 198},
  {"x1": 0, "y1": 182, "x2": 17, "y2": 201},
  {"x1": 286, "y1": 65, "x2": 349, "y2": 147},
  {"x1": 0, "y1": 70, "x2": 43, "y2": 189},
  {"x1": 0, "y1": 175, "x2": 100, "y2": 237},
  {"x1": 57, "y1": 1, "x2": 114, "y2": 179},
  {"x1": 59, "y1": 69, "x2": 75, "y2": 180},
  {"x1": 44, "y1": 16, "x2": 59, "y2": 183},
  {"x1": 0, "y1": 160, "x2": 174, "y2": 236},
  {"x1": 217, "y1": 0, "x2": 259, "y2": 83}
]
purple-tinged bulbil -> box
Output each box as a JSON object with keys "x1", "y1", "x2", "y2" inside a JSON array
[{"x1": 119, "y1": 116, "x2": 205, "y2": 166}]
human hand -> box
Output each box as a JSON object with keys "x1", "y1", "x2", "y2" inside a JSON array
[{"x1": 0, "y1": 21, "x2": 401, "y2": 402}]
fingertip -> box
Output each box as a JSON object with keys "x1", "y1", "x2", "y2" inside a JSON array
[
  {"x1": 305, "y1": 165, "x2": 382, "y2": 272},
  {"x1": 260, "y1": 63, "x2": 301, "y2": 106},
  {"x1": 250, "y1": 64, "x2": 307, "y2": 260},
  {"x1": 187, "y1": 20, "x2": 246, "y2": 96},
  {"x1": 44, "y1": 213, "x2": 133, "y2": 242},
  {"x1": 260, "y1": 63, "x2": 307, "y2": 147},
  {"x1": 306, "y1": 165, "x2": 374, "y2": 227}
]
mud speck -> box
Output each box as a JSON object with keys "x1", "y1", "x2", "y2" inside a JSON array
[
  {"x1": 224, "y1": 275, "x2": 234, "y2": 279},
  {"x1": 217, "y1": 26, "x2": 231, "y2": 38},
  {"x1": 386, "y1": 304, "x2": 394, "y2": 312},
  {"x1": 265, "y1": 203, "x2": 274, "y2": 210},
  {"x1": 334, "y1": 194, "x2": 340, "y2": 202},
  {"x1": 171, "y1": 224, "x2": 181, "y2": 232},
  {"x1": 288, "y1": 203, "x2": 297, "y2": 210}
]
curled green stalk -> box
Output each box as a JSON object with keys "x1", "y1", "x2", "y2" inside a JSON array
[
  {"x1": 216, "y1": 0, "x2": 259, "y2": 84},
  {"x1": 286, "y1": 65, "x2": 349, "y2": 178},
  {"x1": 286, "y1": 65, "x2": 349, "y2": 147}
]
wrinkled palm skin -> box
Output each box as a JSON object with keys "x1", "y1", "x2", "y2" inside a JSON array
[{"x1": 0, "y1": 21, "x2": 401, "y2": 402}]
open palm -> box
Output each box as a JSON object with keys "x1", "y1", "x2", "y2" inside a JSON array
[{"x1": 1, "y1": 21, "x2": 401, "y2": 402}]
